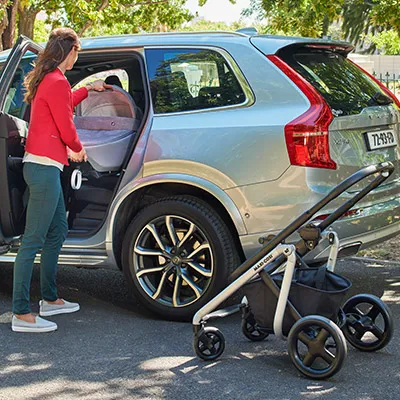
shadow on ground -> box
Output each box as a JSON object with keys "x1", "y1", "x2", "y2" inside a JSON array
[{"x1": 0, "y1": 258, "x2": 398, "y2": 400}]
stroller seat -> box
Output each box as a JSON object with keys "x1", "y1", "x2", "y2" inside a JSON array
[{"x1": 74, "y1": 85, "x2": 141, "y2": 172}]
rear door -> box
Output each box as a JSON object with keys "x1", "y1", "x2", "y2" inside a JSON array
[{"x1": 0, "y1": 35, "x2": 43, "y2": 241}]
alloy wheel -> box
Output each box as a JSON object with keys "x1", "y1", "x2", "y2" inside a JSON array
[{"x1": 132, "y1": 215, "x2": 214, "y2": 308}]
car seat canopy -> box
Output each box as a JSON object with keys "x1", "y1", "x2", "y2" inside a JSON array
[
  {"x1": 77, "y1": 86, "x2": 139, "y2": 118},
  {"x1": 75, "y1": 85, "x2": 141, "y2": 172}
]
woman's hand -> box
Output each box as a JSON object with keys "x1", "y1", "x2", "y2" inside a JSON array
[
  {"x1": 85, "y1": 80, "x2": 113, "y2": 92},
  {"x1": 69, "y1": 147, "x2": 88, "y2": 163}
]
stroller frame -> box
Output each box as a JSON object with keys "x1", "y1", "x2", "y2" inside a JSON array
[
  {"x1": 193, "y1": 231, "x2": 340, "y2": 340},
  {"x1": 192, "y1": 162, "x2": 395, "y2": 379}
]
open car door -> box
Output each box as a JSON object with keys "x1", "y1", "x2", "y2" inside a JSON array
[{"x1": 0, "y1": 36, "x2": 43, "y2": 247}]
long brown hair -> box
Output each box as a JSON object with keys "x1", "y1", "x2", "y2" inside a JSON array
[{"x1": 24, "y1": 28, "x2": 80, "y2": 103}]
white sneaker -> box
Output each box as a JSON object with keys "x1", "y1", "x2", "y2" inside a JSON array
[
  {"x1": 39, "y1": 299, "x2": 80, "y2": 316},
  {"x1": 12, "y1": 315, "x2": 57, "y2": 333}
]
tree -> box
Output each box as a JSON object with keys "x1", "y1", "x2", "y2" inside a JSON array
[
  {"x1": 18, "y1": 0, "x2": 60, "y2": 39},
  {"x1": 2, "y1": 0, "x2": 18, "y2": 49},
  {"x1": 12, "y1": 0, "x2": 236, "y2": 44},
  {"x1": 178, "y1": 19, "x2": 245, "y2": 33},
  {"x1": 70, "y1": 0, "x2": 238, "y2": 36},
  {"x1": 367, "y1": 30, "x2": 400, "y2": 55},
  {"x1": 0, "y1": 0, "x2": 10, "y2": 50},
  {"x1": 244, "y1": 0, "x2": 343, "y2": 37},
  {"x1": 245, "y1": 0, "x2": 400, "y2": 52},
  {"x1": 33, "y1": 16, "x2": 49, "y2": 42},
  {"x1": 18, "y1": 0, "x2": 194, "y2": 39}
]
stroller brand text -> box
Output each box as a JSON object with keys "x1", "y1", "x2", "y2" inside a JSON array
[{"x1": 254, "y1": 254, "x2": 274, "y2": 271}]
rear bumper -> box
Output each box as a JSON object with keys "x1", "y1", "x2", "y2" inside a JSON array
[
  {"x1": 312, "y1": 219, "x2": 400, "y2": 260},
  {"x1": 239, "y1": 196, "x2": 400, "y2": 261}
]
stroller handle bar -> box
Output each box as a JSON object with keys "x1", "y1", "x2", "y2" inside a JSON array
[{"x1": 229, "y1": 162, "x2": 395, "y2": 281}]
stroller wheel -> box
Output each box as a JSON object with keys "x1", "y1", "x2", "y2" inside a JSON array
[
  {"x1": 342, "y1": 294, "x2": 394, "y2": 352},
  {"x1": 241, "y1": 318, "x2": 269, "y2": 342},
  {"x1": 194, "y1": 327, "x2": 225, "y2": 361},
  {"x1": 288, "y1": 315, "x2": 347, "y2": 380}
]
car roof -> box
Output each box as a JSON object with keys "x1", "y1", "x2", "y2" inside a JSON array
[
  {"x1": 0, "y1": 31, "x2": 248, "y2": 61},
  {"x1": 0, "y1": 31, "x2": 353, "y2": 62}
]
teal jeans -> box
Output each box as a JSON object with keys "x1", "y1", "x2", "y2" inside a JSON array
[{"x1": 12, "y1": 162, "x2": 68, "y2": 315}]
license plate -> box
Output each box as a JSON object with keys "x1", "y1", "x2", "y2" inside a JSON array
[{"x1": 364, "y1": 129, "x2": 398, "y2": 151}]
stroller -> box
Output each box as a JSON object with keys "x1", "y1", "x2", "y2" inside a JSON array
[{"x1": 192, "y1": 162, "x2": 395, "y2": 379}]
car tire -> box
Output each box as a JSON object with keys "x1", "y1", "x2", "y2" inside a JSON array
[{"x1": 121, "y1": 195, "x2": 240, "y2": 321}]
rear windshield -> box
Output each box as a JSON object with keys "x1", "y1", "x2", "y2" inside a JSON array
[{"x1": 279, "y1": 49, "x2": 389, "y2": 116}]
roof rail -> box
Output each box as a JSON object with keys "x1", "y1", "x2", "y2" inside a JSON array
[{"x1": 235, "y1": 27, "x2": 258, "y2": 36}]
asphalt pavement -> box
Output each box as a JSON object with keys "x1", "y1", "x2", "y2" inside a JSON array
[{"x1": 0, "y1": 257, "x2": 399, "y2": 400}]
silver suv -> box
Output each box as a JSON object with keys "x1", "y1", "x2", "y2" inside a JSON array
[{"x1": 0, "y1": 32, "x2": 399, "y2": 320}]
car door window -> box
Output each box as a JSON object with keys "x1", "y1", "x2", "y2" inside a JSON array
[
  {"x1": 146, "y1": 48, "x2": 246, "y2": 113},
  {"x1": 3, "y1": 56, "x2": 36, "y2": 120},
  {"x1": 75, "y1": 69, "x2": 129, "y2": 91}
]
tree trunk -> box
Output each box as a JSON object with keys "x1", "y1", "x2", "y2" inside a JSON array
[
  {"x1": 322, "y1": 16, "x2": 330, "y2": 37},
  {"x1": 2, "y1": 0, "x2": 19, "y2": 49},
  {"x1": 0, "y1": 0, "x2": 9, "y2": 51},
  {"x1": 18, "y1": 6, "x2": 38, "y2": 40}
]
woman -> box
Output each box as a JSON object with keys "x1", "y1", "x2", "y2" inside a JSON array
[{"x1": 12, "y1": 27, "x2": 109, "y2": 333}]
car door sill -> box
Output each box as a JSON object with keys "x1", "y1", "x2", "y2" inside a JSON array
[{"x1": 0, "y1": 248, "x2": 109, "y2": 267}]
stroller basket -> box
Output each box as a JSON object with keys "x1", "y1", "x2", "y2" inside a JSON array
[{"x1": 243, "y1": 267, "x2": 351, "y2": 336}]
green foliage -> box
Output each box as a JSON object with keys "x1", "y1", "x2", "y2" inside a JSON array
[
  {"x1": 15, "y1": 0, "x2": 400, "y2": 56},
  {"x1": 341, "y1": 0, "x2": 373, "y2": 44},
  {"x1": 49, "y1": 0, "x2": 194, "y2": 35},
  {"x1": 18, "y1": 0, "x2": 196, "y2": 39},
  {"x1": 245, "y1": 0, "x2": 344, "y2": 37},
  {"x1": 33, "y1": 19, "x2": 50, "y2": 43},
  {"x1": 198, "y1": 0, "x2": 235, "y2": 5},
  {"x1": 48, "y1": 0, "x2": 237, "y2": 36},
  {"x1": 84, "y1": 22, "x2": 133, "y2": 37},
  {"x1": 18, "y1": 0, "x2": 60, "y2": 14},
  {"x1": 178, "y1": 19, "x2": 245, "y2": 33},
  {"x1": 327, "y1": 23, "x2": 344, "y2": 41},
  {"x1": 372, "y1": 0, "x2": 400, "y2": 35},
  {"x1": 16, "y1": 0, "x2": 238, "y2": 41},
  {"x1": 340, "y1": 0, "x2": 400, "y2": 52},
  {"x1": 367, "y1": 30, "x2": 400, "y2": 55},
  {"x1": 0, "y1": 1, "x2": 11, "y2": 24},
  {"x1": 246, "y1": 0, "x2": 400, "y2": 52}
]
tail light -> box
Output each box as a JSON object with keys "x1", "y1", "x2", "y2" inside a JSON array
[
  {"x1": 349, "y1": 59, "x2": 400, "y2": 109},
  {"x1": 267, "y1": 55, "x2": 337, "y2": 170},
  {"x1": 312, "y1": 208, "x2": 362, "y2": 224}
]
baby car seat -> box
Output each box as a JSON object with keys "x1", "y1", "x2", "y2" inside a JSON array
[{"x1": 74, "y1": 85, "x2": 141, "y2": 172}]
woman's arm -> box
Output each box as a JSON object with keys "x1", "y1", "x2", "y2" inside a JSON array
[
  {"x1": 47, "y1": 79, "x2": 83, "y2": 153},
  {"x1": 72, "y1": 86, "x2": 89, "y2": 107},
  {"x1": 72, "y1": 80, "x2": 111, "y2": 107}
]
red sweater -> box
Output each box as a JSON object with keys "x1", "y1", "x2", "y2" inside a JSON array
[{"x1": 25, "y1": 68, "x2": 88, "y2": 165}]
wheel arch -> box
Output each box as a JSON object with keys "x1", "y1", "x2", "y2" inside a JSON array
[{"x1": 108, "y1": 174, "x2": 247, "y2": 269}]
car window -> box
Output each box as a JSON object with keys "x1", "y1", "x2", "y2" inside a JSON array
[
  {"x1": 146, "y1": 48, "x2": 246, "y2": 113},
  {"x1": 75, "y1": 69, "x2": 129, "y2": 91},
  {"x1": 3, "y1": 56, "x2": 36, "y2": 120},
  {"x1": 279, "y1": 49, "x2": 388, "y2": 116}
]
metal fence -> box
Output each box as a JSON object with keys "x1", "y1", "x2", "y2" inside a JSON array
[{"x1": 373, "y1": 72, "x2": 400, "y2": 96}]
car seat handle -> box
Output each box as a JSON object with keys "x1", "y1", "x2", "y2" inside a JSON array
[{"x1": 71, "y1": 168, "x2": 82, "y2": 190}]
